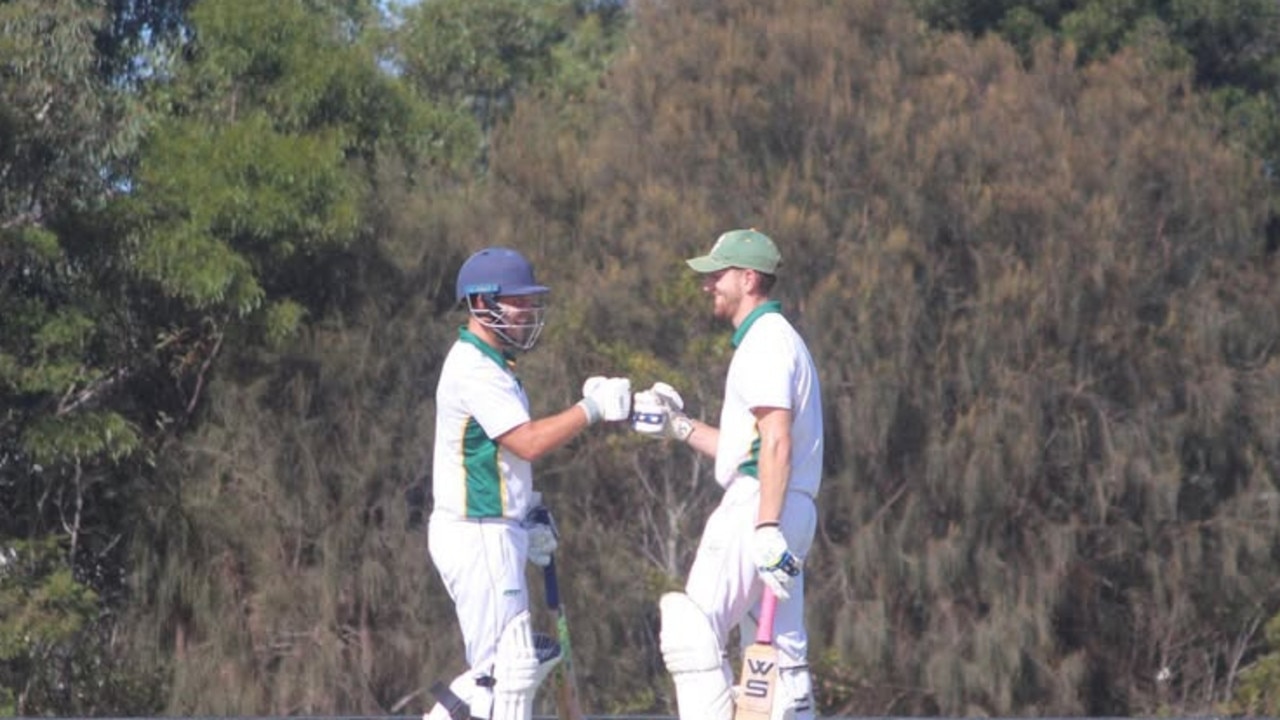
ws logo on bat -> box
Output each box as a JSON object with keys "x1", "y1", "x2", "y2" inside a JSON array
[
  {"x1": 742, "y1": 658, "x2": 776, "y2": 698},
  {"x1": 735, "y1": 588, "x2": 780, "y2": 720}
]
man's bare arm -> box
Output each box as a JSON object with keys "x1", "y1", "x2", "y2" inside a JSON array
[
  {"x1": 498, "y1": 405, "x2": 593, "y2": 462},
  {"x1": 753, "y1": 406, "x2": 793, "y2": 525}
]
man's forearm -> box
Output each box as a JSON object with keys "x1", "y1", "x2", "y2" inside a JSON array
[
  {"x1": 682, "y1": 417, "x2": 719, "y2": 457},
  {"x1": 499, "y1": 405, "x2": 591, "y2": 462},
  {"x1": 756, "y1": 433, "x2": 791, "y2": 524}
]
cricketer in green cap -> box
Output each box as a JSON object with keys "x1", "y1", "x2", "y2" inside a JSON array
[{"x1": 686, "y1": 228, "x2": 782, "y2": 274}]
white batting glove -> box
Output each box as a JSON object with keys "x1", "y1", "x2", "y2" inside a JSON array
[
  {"x1": 578, "y1": 376, "x2": 606, "y2": 423},
  {"x1": 631, "y1": 382, "x2": 694, "y2": 441},
  {"x1": 752, "y1": 524, "x2": 802, "y2": 600},
  {"x1": 522, "y1": 500, "x2": 558, "y2": 568},
  {"x1": 631, "y1": 390, "x2": 666, "y2": 435},
  {"x1": 578, "y1": 376, "x2": 632, "y2": 424}
]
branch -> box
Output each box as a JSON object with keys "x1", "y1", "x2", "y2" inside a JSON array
[
  {"x1": 1223, "y1": 611, "x2": 1265, "y2": 701},
  {"x1": 184, "y1": 325, "x2": 225, "y2": 416},
  {"x1": 59, "y1": 459, "x2": 84, "y2": 566},
  {"x1": 56, "y1": 367, "x2": 131, "y2": 416},
  {"x1": 1, "y1": 209, "x2": 43, "y2": 231}
]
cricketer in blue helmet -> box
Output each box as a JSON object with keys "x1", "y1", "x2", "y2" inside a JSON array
[{"x1": 424, "y1": 247, "x2": 628, "y2": 720}]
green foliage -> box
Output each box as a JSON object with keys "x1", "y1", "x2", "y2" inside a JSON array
[
  {"x1": 128, "y1": 0, "x2": 380, "y2": 319},
  {"x1": 909, "y1": 0, "x2": 1070, "y2": 35},
  {"x1": 0, "y1": 537, "x2": 96, "y2": 713},
  {"x1": 3, "y1": 0, "x2": 468, "y2": 714},
  {"x1": 0, "y1": 1, "x2": 142, "y2": 222},
  {"x1": 263, "y1": 299, "x2": 308, "y2": 347},
  {"x1": 1167, "y1": 0, "x2": 1280, "y2": 88},
  {"x1": 396, "y1": 0, "x2": 629, "y2": 135},
  {"x1": 0, "y1": 538, "x2": 97, "y2": 657},
  {"x1": 5, "y1": 0, "x2": 1280, "y2": 716},
  {"x1": 397, "y1": 0, "x2": 565, "y2": 99},
  {"x1": 1060, "y1": 0, "x2": 1158, "y2": 63},
  {"x1": 0, "y1": 534, "x2": 165, "y2": 715},
  {"x1": 1232, "y1": 612, "x2": 1280, "y2": 715},
  {"x1": 1, "y1": 225, "x2": 139, "y2": 475},
  {"x1": 11, "y1": 226, "x2": 61, "y2": 260},
  {"x1": 0, "y1": 0, "x2": 145, "y2": 466},
  {"x1": 548, "y1": 8, "x2": 630, "y2": 101},
  {"x1": 911, "y1": 0, "x2": 1280, "y2": 91},
  {"x1": 131, "y1": 114, "x2": 358, "y2": 314},
  {"x1": 997, "y1": 6, "x2": 1053, "y2": 55},
  {"x1": 22, "y1": 412, "x2": 140, "y2": 466}
]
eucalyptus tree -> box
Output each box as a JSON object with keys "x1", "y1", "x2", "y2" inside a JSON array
[
  {"x1": 1, "y1": 0, "x2": 447, "y2": 712},
  {"x1": 0, "y1": 0, "x2": 181, "y2": 713},
  {"x1": 394, "y1": 0, "x2": 629, "y2": 160},
  {"x1": 0, "y1": 0, "x2": 146, "y2": 475}
]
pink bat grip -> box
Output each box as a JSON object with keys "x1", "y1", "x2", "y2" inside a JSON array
[{"x1": 755, "y1": 587, "x2": 778, "y2": 644}]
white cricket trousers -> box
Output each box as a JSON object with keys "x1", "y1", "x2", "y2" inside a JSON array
[
  {"x1": 685, "y1": 478, "x2": 816, "y2": 667},
  {"x1": 427, "y1": 513, "x2": 531, "y2": 711}
]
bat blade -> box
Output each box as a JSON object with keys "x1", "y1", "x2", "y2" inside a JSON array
[
  {"x1": 734, "y1": 588, "x2": 780, "y2": 720},
  {"x1": 544, "y1": 559, "x2": 587, "y2": 720}
]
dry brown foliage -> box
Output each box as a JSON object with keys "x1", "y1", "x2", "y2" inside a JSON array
[{"x1": 139, "y1": 0, "x2": 1280, "y2": 716}]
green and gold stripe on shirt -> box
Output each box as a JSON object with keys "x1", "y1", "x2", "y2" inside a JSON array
[{"x1": 461, "y1": 416, "x2": 505, "y2": 518}]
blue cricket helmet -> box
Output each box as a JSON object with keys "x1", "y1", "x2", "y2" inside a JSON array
[
  {"x1": 455, "y1": 247, "x2": 550, "y2": 351},
  {"x1": 455, "y1": 247, "x2": 549, "y2": 303}
]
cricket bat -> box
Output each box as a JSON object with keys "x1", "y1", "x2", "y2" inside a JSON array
[
  {"x1": 543, "y1": 558, "x2": 587, "y2": 720},
  {"x1": 734, "y1": 587, "x2": 780, "y2": 720}
]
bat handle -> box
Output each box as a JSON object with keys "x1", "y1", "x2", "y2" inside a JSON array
[
  {"x1": 755, "y1": 586, "x2": 778, "y2": 644},
  {"x1": 543, "y1": 557, "x2": 561, "y2": 611}
]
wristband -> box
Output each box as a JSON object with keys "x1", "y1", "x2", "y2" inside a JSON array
[
  {"x1": 577, "y1": 397, "x2": 601, "y2": 425},
  {"x1": 671, "y1": 414, "x2": 694, "y2": 442}
]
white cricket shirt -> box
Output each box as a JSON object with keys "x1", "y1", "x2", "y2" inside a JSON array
[
  {"x1": 432, "y1": 328, "x2": 535, "y2": 520},
  {"x1": 715, "y1": 301, "x2": 824, "y2": 497}
]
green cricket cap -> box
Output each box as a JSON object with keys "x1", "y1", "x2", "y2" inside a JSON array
[{"x1": 686, "y1": 228, "x2": 782, "y2": 274}]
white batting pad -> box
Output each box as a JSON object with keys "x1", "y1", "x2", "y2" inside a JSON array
[
  {"x1": 659, "y1": 592, "x2": 734, "y2": 720},
  {"x1": 492, "y1": 611, "x2": 540, "y2": 720},
  {"x1": 774, "y1": 665, "x2": 815, "y2": 720}
]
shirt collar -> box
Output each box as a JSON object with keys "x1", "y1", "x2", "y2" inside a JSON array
[
  {"x1": 732, "y1": 300, "x2": 783, "y2": 348},
  {"x1": 459, "y1": 327, "x2": 517, "y2": 374}
]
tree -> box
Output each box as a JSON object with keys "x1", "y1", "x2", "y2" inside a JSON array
[
  {"x1": 0, "y1": 536, "x2": 157, "y2": 715},
  {"x1": 394, "y1": 0, "x2": 630, "y2": 160},
  {"x1": 908, "y1": 0, "x2": 1280, "y2": 227},
  {"x1": 0, "y1": 2, "x2": 153, "y2": 709},
  {"x1": 2, "y1": 0, "x2": 455, "y2": 712},
  {"x1": 0, "y1": 0, "x2": 146, "y2": 468},
  {"x1": 0, "y1": 538, "x2": 98, "y2": 714}
]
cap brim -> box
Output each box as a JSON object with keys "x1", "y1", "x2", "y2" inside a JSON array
[{"x1": 686, "y1": 255, "x2": 730, "y2": 273}]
